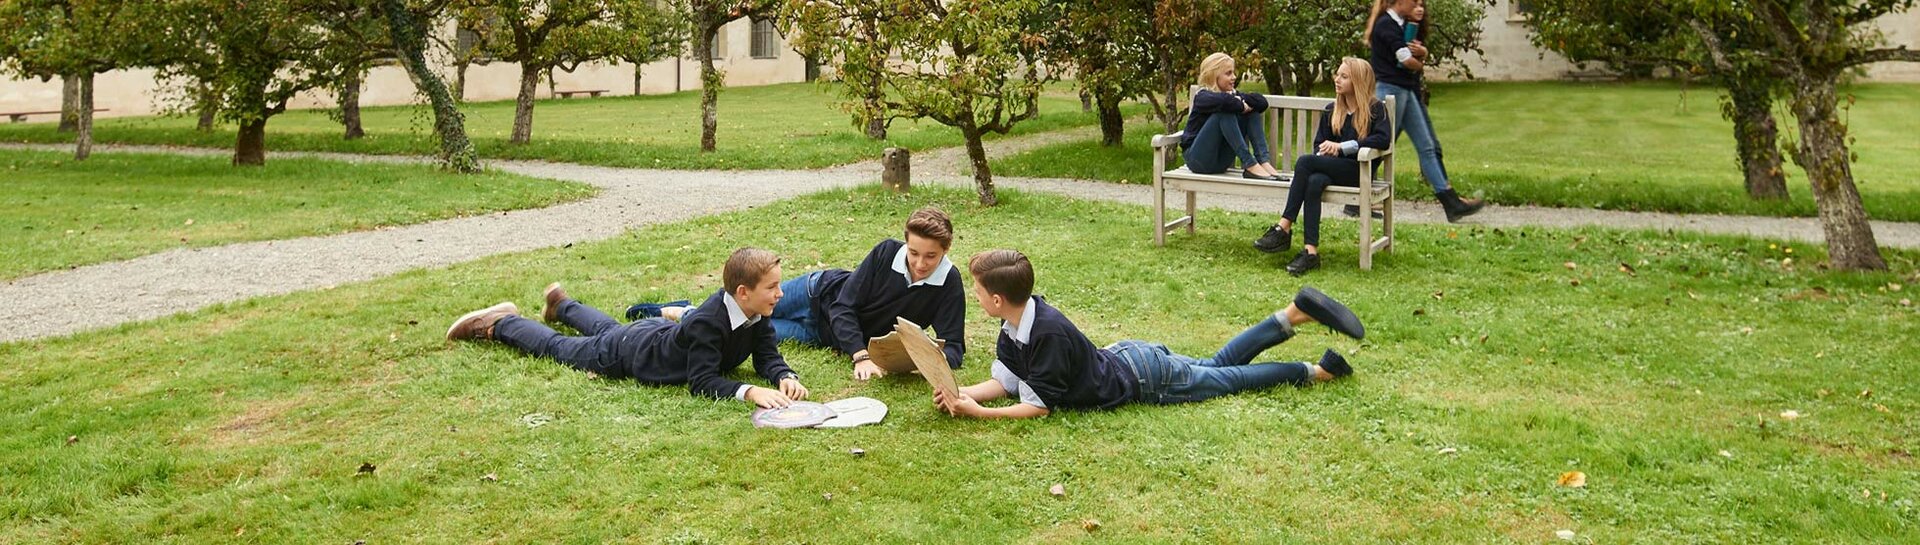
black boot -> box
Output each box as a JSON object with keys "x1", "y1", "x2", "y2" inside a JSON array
[
  {"x1": 1436, "y1": 189, "x2": 1485, "y2": 223},
  {"x1": 1253, "y1": 224, "x2": 1291, "y2": 254},
  {"x1": 1285, "y1": 250, "x2": 1320, "y2": 277}
]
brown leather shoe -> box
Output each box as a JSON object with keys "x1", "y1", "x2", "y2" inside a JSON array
[
  {"x1": 542, "y1": 282, "x2": 568, "y2": 323},
  {"x1": 446, "y1": 302, "x2": 520, "y2": 341}
]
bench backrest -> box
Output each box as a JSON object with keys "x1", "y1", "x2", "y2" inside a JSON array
[{"x1": 1188, "y1": 86, "x2": 1396, "y2": 170}]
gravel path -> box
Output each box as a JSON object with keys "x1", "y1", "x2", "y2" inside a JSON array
[{"x1": 4, "y1": 134, "x2": 1917, "y2": 343}]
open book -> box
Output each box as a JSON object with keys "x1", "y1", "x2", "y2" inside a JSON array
[{"x1": 868, "y1": 317, "x2": 959, "y2": 400}]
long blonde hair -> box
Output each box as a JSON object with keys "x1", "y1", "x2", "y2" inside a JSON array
[
  {"x1": 1332, "y1": 58, "x2": 1377, "y2": 137},
  {"x1": 1196, "y1": 52, "x2": 1234, "y2": 92}
]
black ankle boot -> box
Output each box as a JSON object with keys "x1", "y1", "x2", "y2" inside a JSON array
[
  {"x1": 1285, "y1": 250, "x2": 1320, "y2": 277},
  {"x1": 1436, "y1": 189, "x2": 1485, "y2": 223}
]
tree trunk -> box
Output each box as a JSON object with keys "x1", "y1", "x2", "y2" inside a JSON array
[
  {"x1": 74, "y1": 72, "x2": 94, "y2": 161},
  {"x1": 511, "y1": 64, "x2": 539, "y2": 144},
  {"x1": 696, "y1": 23, "x2": 721, "y2": 152},
  {"x1": 1160, "y1": 74, "x2": 1183, "y2": 134},
  {"x1": 1260, "y1": 64, "x2": 1287, "y2": 97},
  {"x1": 1080, "y1": 89, "x2": 1092, "y2": 112},
  {"x1": 961, "y1": 125, "x2": 998, "y2": 206},
  {"x1": 341, "y1": 69, "x2": 366, "y2": 140},
  {"x1": 197, "y1": 99, "x2": 217, "y2": 131},
  {"x1": 1727, "y1": 81, "x2": 1786, "y2": 200},
  {"x1": 862, "y1": 87, "x2": 887, "y2": 140},
  {"x1": 634, "y1": 68, "x2": 644, "y2": 95},
  {"x1": 383, "y1": 0, "x2": 480, "y2": 172},
  {"x1": 1786, "y1": 79, "x2": 1884, "y2": 270},
  {"x1": 1095, "y1": 89, "x2": 1124, "y2": 147},
  {"x1": 454, "y1": 61, "x2": 469, "y2": 102},
  {"x1": 59, "y1": 75, "x2": 80, "y2": 132},
  {"x1": 233, "y1": 116, "x2": 268, "y2": 166}
]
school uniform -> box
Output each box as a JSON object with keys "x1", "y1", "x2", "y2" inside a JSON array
[
  {"x1": 764, "y1": 238, "x2": 968, "y2": 368},
  {"x1": 494, "y1": 289, "x2": 797, "y2": 400}
]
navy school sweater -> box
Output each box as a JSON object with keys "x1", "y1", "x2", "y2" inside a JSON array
[
  {"x1": 1369, "y1": 12, "x2": 1421, "y2": 91},
  {"x1": 1180, "y1": 89, "x2": 1270, "y2": 150},
  {"x1": 627, "y1": 289, "x2": 796, "y2": 400},
  {"x1": 997, "y1": 297, "x2": 1136, "y2": 411},
  {"x1": 809, "y1": 238, "x2": 967, "y2": 368}
]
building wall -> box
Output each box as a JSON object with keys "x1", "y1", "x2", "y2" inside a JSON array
[
  {"x1": 1430, "y1": 0, "x2": 1581, "y2": 81},
  {"x1": 0, "y1": 17, "x2": 807, "y2": 120}
]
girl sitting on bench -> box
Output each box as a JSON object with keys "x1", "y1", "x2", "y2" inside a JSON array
[
  {"x1": 1252, "y1": 58, "x2": 1392, "y2": 276},
  {"x1": 1179, "y1": 53, "x2": 1282, "y2": 181}
]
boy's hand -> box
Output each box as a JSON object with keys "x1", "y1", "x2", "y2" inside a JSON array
[
  {"x1": 1409, "y1": 41, "x2": 1428, "y2": 59},
  {"x1": 853, "y1": 360, "x2": 886, "y2": 380},
  {"x1": 779, "y1": 378, "x2": 809, "y2": 401},
  {"x1": 933, "y1": 389, "x2": 980, "y2": 417},
  {"x1": 746, "y1": 386, "x2": 794, "y2": 409}
]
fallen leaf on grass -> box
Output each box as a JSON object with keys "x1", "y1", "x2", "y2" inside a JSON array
[
  {"x1": 183, "y1": 219, "x2": 195, "y2": 226},
  {"x1": 1436, "y1": 447, "x2": 1458, "y2": 455},
  {"x1": 1618, "y1": 262, "x2": 1636, "y2": 276},
  {"x1": 522, "y1": 413, "x2": 554, "y2": 428},
  {"x1": 850, "y1": 448, "x2": 866, "y2": 457},
  {"x1": 481, "y1": 473, "x2": 497, "y2": 482},
  {"x1": 65, "y1": 435, "x2": 78, "y2": 446},
  {"x1": 1049, "y1": 484, "x2": 1066, "y2": 497},
  {"x1": 1555, "y1": 529, "x2": 1577, "y2": 541},
  {"x1": 357, "y1": 462, "x2": 376, "y2": 475},
  {"x1": 1563, "y1": 261, "x2": 1577, "y2": 270},
  {"x1": 1081, "y1": 519, "x2": 1102, "y2": 532},
  {"x1": 1780, "y1": 410, "x2": 1802, "y2": 420},
  {"x1": 1556, "y1": 471, "x2": 1587, "y2": 488},
  {"x1": 1718, "y1": 450, "x2": 1733, "y2": 459}
]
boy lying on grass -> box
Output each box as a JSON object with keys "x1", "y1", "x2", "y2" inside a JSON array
[{"x1": 935, "y1": 249, "x2": 1362, "y2": 419}]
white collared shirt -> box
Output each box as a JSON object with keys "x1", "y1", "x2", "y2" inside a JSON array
[
  {"x1": 1000, "y1": 297, "x2": 1037, "y2": 345},
  {"x1": 891, "y1": 244, "x2": 953, "y2": 288}
]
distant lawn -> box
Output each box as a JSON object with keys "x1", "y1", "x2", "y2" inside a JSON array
[
  {"x1": 0, "y1": 83, "x2": 1134, "y2": 170},
  {"x1": 4, "y1": 184, "x2": 1915, "y2": 542},
  {"x1": 992, "y1": 82, "x2": 1920, "y2": 222},
  {"x1": 0, "y1": 149, "x2": 594, "y2": 279}
]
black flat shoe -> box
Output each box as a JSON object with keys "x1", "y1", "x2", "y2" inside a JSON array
[
  {"x1": 1242, "y1": 170, "x2": 1281, "y2": 181},
  {"x1": 1253, "y1": 224, "x2": 1292, "y2": 253},
  {"x1": 1318, "y1": 349, "x2": 1353, "y2": 378},
  {"x1": 1285, "y1": 250, "x2": 1321, "y2": 278},
  {"x1": 1292, "y1": 285, "x2": 1363, "y2": 339},
  {"x1": 1341, "y1": 205, "x2": 1384, "y2": 219}
]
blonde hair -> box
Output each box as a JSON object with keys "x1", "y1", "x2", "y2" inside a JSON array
[
  {"x1": 722, "y1": 247, "x2": 781, "y2": 294},
  {"x1": 1196, "y1": 52, "x2": 1234, "y2": 92},
  {"x1": 1333, "y1": 58, "x2": 1377, "y2": 137}
]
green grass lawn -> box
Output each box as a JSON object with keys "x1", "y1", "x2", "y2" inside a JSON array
[
  {"x1": 0, "y1": 149, "x2": 594, "y2": 280},
  {"x1": 4, "y1": 185, "x2": 1916, "y2": 542},
  {"x1": 992, "y1": 82, "x2": 1920, "y2": 222},
  {"x1": 0, "y1": 83, "x2": 1130, "y2": 170}
]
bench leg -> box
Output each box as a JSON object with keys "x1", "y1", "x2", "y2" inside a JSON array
[
  {"x1": 1184, "y1": 191, "x2": 1197, "y2": 235},
  {"x1": 1358, "y1": 196, "x2": 1374, "y2": 271},
  {"x1": 1381, "y1": 193, "x2": 1395, "y2": 254},
  {"x1": 1153, "y1": 174, "x2": 1167, "y2": 247}
]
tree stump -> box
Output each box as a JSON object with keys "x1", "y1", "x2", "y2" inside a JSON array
[{"x1": 882, "y1": 147, "x2": 911, "y2": 193}]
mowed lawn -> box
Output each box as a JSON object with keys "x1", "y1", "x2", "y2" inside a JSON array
[
  {"x1": 0, "y1": 149, "x2": 594, "y2": 280},
  {"x1": 0, "y1": 83, "x2": 1128, "y2": 171},
  {"x1": 992, "y1": 82, "x2": 1920, "y2": 222},
  {"x1": 3, "y1": 186, "x2": 1916, "y2": 542}
]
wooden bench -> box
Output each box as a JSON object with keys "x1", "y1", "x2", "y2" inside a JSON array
[
  {"x1": 1149, "y1": 93, "x2": 1396, "y2": 270},
  {"x1": 4, "y1": 108, "x2": 109, "y2": 123},
  {"x1": 553, "y1": 89, "x2": 608, "y2": 98}
]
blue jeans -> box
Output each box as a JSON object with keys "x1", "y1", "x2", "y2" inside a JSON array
[
  {"x1": 1109, "y1": 316, "x2": 1312, "y2": 404},
  {"x1": 768, "y1": 271, "x2": 822, "y2": 346},
  {"x1": 1182, "y1": 112, "x2": 1271, "y2": 174},
  {"x1": 1377, "y1": 82, "x2": 1451, "y2": 192}
]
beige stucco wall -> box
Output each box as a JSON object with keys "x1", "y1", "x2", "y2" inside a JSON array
[
  {"x1": 1865, "y1": 10, "x2": 1920, "y2": 82},
  {"x1": 0, "y1": 17, "x2": 807, "y2": 120},
  {"x1": 1429, "y1": 0, "x2": 1581, "y2": 81}
]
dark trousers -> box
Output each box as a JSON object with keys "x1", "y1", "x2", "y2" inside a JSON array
[
  {"x1": 1281, "y1": 154, "x2": 1362, "y2": 247},
  {"x1": 492, "y1": 300, "x2": 668, "y2": 378}
]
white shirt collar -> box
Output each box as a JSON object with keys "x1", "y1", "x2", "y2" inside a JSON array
[
  {"x1": 718, "y1": 293, "x2": 759, "y2": 330},
  {"x1": 999, "y1": 297, "x2": 1038, "y2": 345},
  {"x1": 891, "y1": 243, "x2": 953, "y2": 287},
  {"x1": 1387, "y1": 9, "x2": 1404, "y2": 25}
]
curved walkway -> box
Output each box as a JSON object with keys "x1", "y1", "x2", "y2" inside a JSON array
[{"x1": 5, "y1": 134, "x2": 1918, "y2": 343}]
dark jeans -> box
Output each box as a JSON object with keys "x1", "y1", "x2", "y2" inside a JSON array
[
  {"x1": 1182, "y1": 112, "x2": 1271, "y2": 174},
  {"x1": 492, "y1": 300, "x2": 670, "y2": 378},
  {"x1": 768, "y1": 271, "x2": 823, "y2": 346},
  {"x1": 1109, "y1": 316, "x2": 1312, "y2": 405},
  {"x1": 1281, "y1": 154, "x2": 1362, "y2": 247}
]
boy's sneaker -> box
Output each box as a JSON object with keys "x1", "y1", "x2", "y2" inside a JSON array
[
  {"x1": 626, "y1": 300, "x2": 690, "y2": 321},
  {"x1": 447, "y1": 302, "x2": 520, "y2": 341},
  {"x1": 1292, "y1": 286, "x2": 1364, "y2": 340},
  {"x1": 542, "y1": 283, "x2": 568, "y2": 323},
  {"x1": 1285, "y1": 250, "x2": 1321, "y2": 277},
  {"x1": 1318, "y1": 349, "x2": 1354, "y2": 378},
  {"x1": 1253, "y1": 224, "x2": 1292, "y2": 254}
]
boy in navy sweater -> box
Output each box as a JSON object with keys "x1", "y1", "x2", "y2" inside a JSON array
[
  {"x1": 633, "y1": 207, "x2": 968, "y2": 380},
  {"x1": 934, "y1": 250, "x2": 1363, "y2": 419},
  {"x1": 445, "y1": 248, "x2": 811, "y2": 409}
]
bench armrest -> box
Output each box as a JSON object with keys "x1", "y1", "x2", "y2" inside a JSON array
[
  {"x1": 1150, "y1": 132, "x2": 1185, "y2": 149},
  {"x1": 1356, "y1": 147, "x2": 1392, "y2": 162}
]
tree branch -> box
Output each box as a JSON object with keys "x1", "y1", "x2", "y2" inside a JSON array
[{"x1": 1844, "y1": 46, "x2": 1920, "y2": 67}]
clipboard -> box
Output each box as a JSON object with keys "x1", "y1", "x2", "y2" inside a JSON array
[{"x1": 865, "y1": 325, "x2": 946, "y2": 374}]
